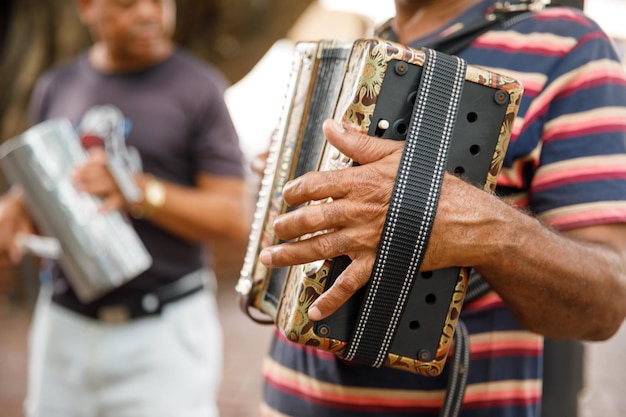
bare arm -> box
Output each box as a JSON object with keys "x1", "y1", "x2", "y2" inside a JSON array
[
  {"x1": 431, "y1": 173, "x2": 626, "y2": 340},
  {"x1": 73, "y1": 148, "x2": 252, "y2": 245},
  {"x1": 260, "y1": 119, "x2": 626, "y2": 341},
  {"x1": 130, "y1": 171, "x2": 252, "y2": 244}
]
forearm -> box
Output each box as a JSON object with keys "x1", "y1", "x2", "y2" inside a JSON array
[
  {"x1": 129, "y1": 174, "x2": 252, "y2": 244},
  {"x1": 466, "y1": 194, "x2": 626, "y2": 340}
]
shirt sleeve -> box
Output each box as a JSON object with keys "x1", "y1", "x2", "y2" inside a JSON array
[
  {"x1": 529, "y1": 16, "x2": 626, "y2": 230},
  {"x1": 190, "y1": 69, "x2": 245, "y2": 179}
]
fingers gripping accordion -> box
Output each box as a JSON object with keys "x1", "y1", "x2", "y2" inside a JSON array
[{"x1": 236, "y1": 38, "x2": 522, "y2": 375}]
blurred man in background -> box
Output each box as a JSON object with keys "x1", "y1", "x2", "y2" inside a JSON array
[{"x1": 0, "y1": 0, "x2": 250, "y2": 416}]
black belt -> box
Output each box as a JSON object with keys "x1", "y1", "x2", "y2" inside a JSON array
[{"x1": 53, "y1": 269, "x2": 208, "y2": 323}]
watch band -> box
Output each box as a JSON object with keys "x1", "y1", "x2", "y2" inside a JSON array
[{"x1": 129, "y1": 174, "x2": 166, "y2": 219}]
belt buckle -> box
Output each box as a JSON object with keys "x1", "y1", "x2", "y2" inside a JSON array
[{"x1": 97, "y1": 305, "x2": 132, "y2": 323}]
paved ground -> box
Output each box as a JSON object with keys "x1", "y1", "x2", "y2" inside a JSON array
[{"x1": 1, "y1": 269, "x2": 626, "y2": 417}]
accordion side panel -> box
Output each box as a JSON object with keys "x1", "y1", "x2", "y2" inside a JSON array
[
  {"x1": 275, "y1": 39, "x2": 434, "y2": 365},
  {"x1": 386, "y1": 267, "x2": 469, "y2": 375},
  {"x1": 273, "y1": 38, "x2": 523, "y2": 375},
  {"x1": 238, "y1": 42, "x2": 319, "y2": 321},
  {"x1": 336, "y1": 39, "x2": 427, "y2": 135},
  {"x1": 462, "y1": 66, "x2": 523, "y2": 193},
  {"x1": 238, "y1": 40, "x2": 355, "y2": 322},
  {"x1": 276, "y1": 261, "x2": 347, "y2": 354}
]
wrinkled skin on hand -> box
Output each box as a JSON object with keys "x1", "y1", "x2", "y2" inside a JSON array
[
  {"x1": 269, "y1": 120, "x2": 400, "y2": 320},
  {"x1": 260, "y1": 119, "x2": 493, "y2": 320}
]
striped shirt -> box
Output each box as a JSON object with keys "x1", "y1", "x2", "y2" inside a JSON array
[{"x1": 263, "y1": 2, "x2": 626, "y2": 416}]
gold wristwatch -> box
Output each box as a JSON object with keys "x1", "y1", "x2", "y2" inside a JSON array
[{"x1": 129, "y1": 174, "x2": 166, "y2": 219}]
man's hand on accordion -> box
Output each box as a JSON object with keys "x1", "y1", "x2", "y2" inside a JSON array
[{"x1": 259, "y1": 119, "x2": 499, "y2": 321}]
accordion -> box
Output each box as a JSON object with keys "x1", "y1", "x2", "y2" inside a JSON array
[{"x1": 236, "y1": 38, "x2": 522, "y2": 375}]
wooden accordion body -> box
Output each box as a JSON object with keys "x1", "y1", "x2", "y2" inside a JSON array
[{"x1": 236, "y1": 38, "x2": 522, "y2": 376}]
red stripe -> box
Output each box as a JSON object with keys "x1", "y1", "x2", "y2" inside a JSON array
[
  {"x1": 472, "y1": 347, "x2": 542, "y2": 360},
  {"x1": 264, "y1": 376, "x2": 442, "y2": 414},
  {"x1": 546, "y1": 124, "x2": 626, "y2": 142},
  {"x1": 534, "y1": 168, "x2": 626, "y2": 192},
  {"x1": 464, "y1": 292, "x2": 505, "y2": 311},
  {"x1": 548, "y1": 212, "x2": 626, "y2": 230},
  {"x1": 465, "y1": 394, "x2": 541, "y2": 410},
  {"x1": 535, "y1": 7, "x2": 594, "y2": 27},
  {"x1": 555, "y1": 75, "x2": 626, "y2": 101},
  {"x1": 474, "y1": 40, "x2": 568, "y2": 57}
]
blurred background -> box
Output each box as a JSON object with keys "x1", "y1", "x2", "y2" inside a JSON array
[{"x1": 0, "y1": 0, "x2": 625, "y2": 416}]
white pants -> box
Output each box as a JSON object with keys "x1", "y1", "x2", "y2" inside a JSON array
[{"x1": 25, "y1": 277, "x2": 223, "y2": 417}]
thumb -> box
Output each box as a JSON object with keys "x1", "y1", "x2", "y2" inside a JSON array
[{"x1": 322, "y1": 119, "x2": 403, "y2": 165}]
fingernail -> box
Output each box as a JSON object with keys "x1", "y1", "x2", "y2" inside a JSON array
[
  {"x1": 324, "y1": 119, "x2": 345, "y2": 133},
  {"x1": 259, "y1": 248, "x2": 272, "y2": 266},
  {"x1": 308, "y1": 305, "x2": 321, "y2": 321},
  {"x1": 331, "y1": 119, "x2": 345, "y2": 132},
  {"x1": 282, "y1": 180, "x2": 294, "y2": 194}
]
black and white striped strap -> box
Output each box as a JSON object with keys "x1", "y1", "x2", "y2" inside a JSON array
[{"x1": 345, "y1": 48, "x2": 467, "y2": 367}]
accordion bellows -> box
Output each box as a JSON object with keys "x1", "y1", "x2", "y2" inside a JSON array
[{"x1": 237, "y1": 38, "x2": 522, "y2": 375}]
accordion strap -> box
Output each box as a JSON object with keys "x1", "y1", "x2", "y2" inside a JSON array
[
  {"x1": 344, "y1": 48, "x2": 468, "y2": 366},
  {"x1": 441, "y1": 320, "x2": 470, "y2": 417}
]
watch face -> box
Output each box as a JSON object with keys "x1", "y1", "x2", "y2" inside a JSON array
[{"x1": 146, "y1": 178, "x2": 166, "y2": 207}]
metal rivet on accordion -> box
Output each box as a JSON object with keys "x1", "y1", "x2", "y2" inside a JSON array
[
  {"x1": 494, "y1": 90, "x2": 508, "y2": 105},
  {"x1": 394, "y1": 62, "x2": 408, "y2": 75},
  {"x1": 317, "y1": 324, "x2": 331, "y2": 336},
  {"x1": 418, "y1": 349, "x2": 433, "y2": 362}
]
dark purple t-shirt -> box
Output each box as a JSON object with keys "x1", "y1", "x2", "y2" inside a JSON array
[{"x1": 29, "y1": 47, "x2": 244, "y2": 308}]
